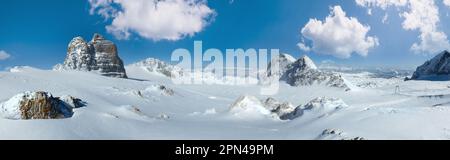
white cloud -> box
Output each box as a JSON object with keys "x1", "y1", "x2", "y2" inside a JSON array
[
  {"x1": 0, "y1": 50, "x2": 11, "y2": 60},
  {"x1": 355, "y1": 0, "x2": 408, "y2": 9},
  {"x1": 356, "y1": 0, "x2": 450, "y2": 54},
  {"x1": 88, "y1": 0, "x2": 216, "y2": 41},
  {"x1": 444, "y1": 0, "x2": 450, "y2": 7},
  {"x1": 299, "y1": 6, "x2": 379, "y2": 59},
  {"x1": 297, "y1": 42, "x2": 311, "y2": 52}
]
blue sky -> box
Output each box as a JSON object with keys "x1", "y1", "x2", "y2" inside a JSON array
[{"x1": 1, "y1": 0, "x2": 450, "y2": 70}]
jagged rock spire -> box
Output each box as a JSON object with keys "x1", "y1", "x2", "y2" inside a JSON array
[{"x1": 57, "y1": 33, "x2": 127, "y2": 78}]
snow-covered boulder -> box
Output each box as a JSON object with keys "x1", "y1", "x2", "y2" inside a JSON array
[
  {"x1": 59, "y1": 95, "x2": 86, "y2": 109},
  {"x1": 157, "y1": 113, "x2": 170, "y2": 120},
  {"x1": 262, "y1": 97, "x2": 296, "y2": 119},
  {"x1": 0, "y1": 92, "x2": 85, "y2": 120},
  {"x1": 54, "y1": 33, "x2": 127, "y2": 78},
  {"x1": 279, "y1": 97, "x2": 348, "y2": 120},
  {"x1": 409, "y1": 50, "x2": 450, "y2": 80},
  {"x1": 228, "y1": 95, "x2": 348, "y2": 120},
  {"x1": 280, "y1": 56, "x2": 350, "y2": 89},
  {"x1": 228, "y1": 96, "x2": 301, "y2": 120},
  {"x1": 316, "y1": 129, "x2": 365, "y2": 140},
  {"x1": 135, "y1": 85, "x2": 175, "y2": 98},
  {"x1": 128, "y1": 58, "x2": 184, "y2": 78},
  {"x1": 301, "y1": 97, "x2": 348, "y2": 112}
]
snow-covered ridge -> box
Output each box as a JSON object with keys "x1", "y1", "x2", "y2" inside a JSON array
[
  {"x1": 128, "y1": 58, "x2": 184, "y2": 78},
  {"x1": 127, "y1": 54, "x2": 350, "y2": 89},
  {"x1": 228, "y1": 95, "x2": 347, "y2": 121}
]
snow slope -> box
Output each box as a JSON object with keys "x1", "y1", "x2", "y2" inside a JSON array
[{"x1": 1, "y1": 66, "x2": 450, "y2": 139}]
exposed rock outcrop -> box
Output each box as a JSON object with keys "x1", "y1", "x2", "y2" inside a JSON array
[
  {"x1": 281, "y1": 56, "x2": 349, "y2": 89},
  {"x1": 0, "y1": 91, "x2": 85, "y2": 120},
  {"x1": 301, "y1": 97, "x2": 348, "y2": 112},
  {"x1": 228, "y1": 95, "x2": 348, "y2": 120},
  {"x1": 228, "y1": 96, "x2": 299, "y2": 120},
  {"x1": 262, "y1": 97, "x2": 296, "y2": 118},
  {"x1": 409, "y1": 50, "x2": 450, "y2": 81},
  {"x1": 316, "y1": 129, "x2": 365, "y2": 140},
  {"x1": 54, "y1": 33, "x2": 127, "y2": 78},
  {"x1": 267, "y1": 54, "x2": 297, "y2": 78},
  {"x1": 266, "y1": 54, "x2": 350, "y2": 90},
  {"x1": 135, "y1": 85, "x2": 175, "y2": 98}
]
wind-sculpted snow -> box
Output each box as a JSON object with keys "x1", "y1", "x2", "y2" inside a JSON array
[
  {"x1": 409, "y1": 50, "x2": 450, "y2": 81},
  {"x1": 0, "y1": 91, "x2": 85, "y2": 120},
  {"x1": 54, "y1": 33, "x2": 127, "y2": 78}
]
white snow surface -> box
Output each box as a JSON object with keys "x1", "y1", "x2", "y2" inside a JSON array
[{"x1": 1, "y1": 65, "x2": 450, "y2": 139}]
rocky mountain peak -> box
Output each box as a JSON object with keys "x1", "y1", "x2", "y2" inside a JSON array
[
  {"x1": 272, "y1": 55, "x2": 350, "y2": 90},
  {"x1": 55, "y1": 33, "x2": 127, "y2": 78},
  {"x1": 91, "y1": 33, "x2": 105, "y2": 42},
  {"x1": 294, "y1": 55, "x2": 318, "y2": 70},
  {"x1": 267, "y1": 53, "x2": 297, "y2": 77},
  {"x1": 409, "y1": 50, "x2": 450, "y2": 80},
  {"x1": 128, "y1": 58, "x2": 184, "y2": 78}
]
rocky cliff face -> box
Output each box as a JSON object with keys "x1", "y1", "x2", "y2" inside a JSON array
[
  {"x1": 267, "y1": 54, "x2": 297, "y2": 78},
  {"x1": 409, "y1": 50, "x2": 450, "y2": 80},
  {"x1": 55, "y1": 33, "x2": 127, "y2": 78}
]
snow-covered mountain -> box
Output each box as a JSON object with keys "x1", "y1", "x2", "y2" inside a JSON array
[
  {"x1": 267, "y1": 55, "x2": 351, "y2": 90},
  {"x1": 267, "y1": 53, "x2": 297, "y2": 77},
  {"x1": 228, "y1": 95, "x2": 297, "y2": 120},
  {"x1": 127, "y1": 58, "x2": 184, "y2": 78},
  {"x1": 409, "y1": 50, "x2": 450, "y2": 80},
  {"x1": 54, "y1": 33, "x2": 127, "y2": 78}
]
